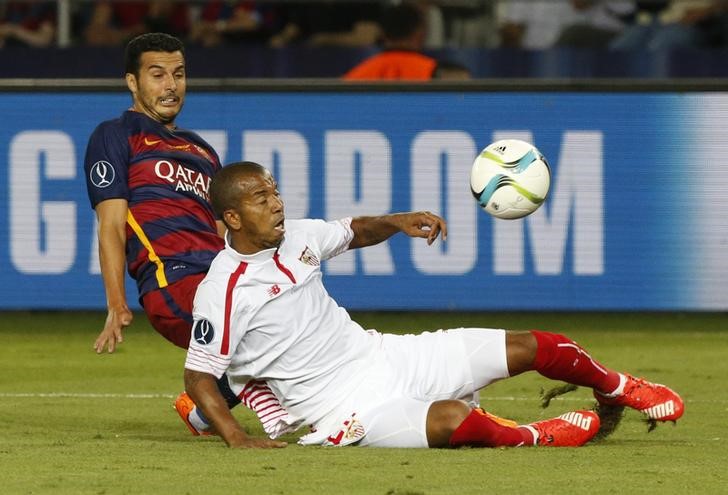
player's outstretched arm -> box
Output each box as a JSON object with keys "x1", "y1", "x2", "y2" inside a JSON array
[
  {"x1": 349, "y1": 211, "x2": 447, "y2": 249},
  {"x1": 94, "y1": 199, "x2": 133, "y2": 354},
  {"x1": 184, "y1": 368, "x2": 287, "y2": 449}
]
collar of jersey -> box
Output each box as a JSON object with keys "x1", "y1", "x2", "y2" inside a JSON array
[{"x1": 224, "y1": 233, "x2": 278, "y2": 264}]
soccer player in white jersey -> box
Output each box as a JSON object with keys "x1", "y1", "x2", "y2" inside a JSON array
[{"x1": 182, "y1": 162, "x2": 684, "y2": 449}]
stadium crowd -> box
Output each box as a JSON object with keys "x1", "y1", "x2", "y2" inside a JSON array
[
  {"x1": 3, "y1": 1, "x2": 728, "y2": 78},
  {"x1": 5, "y1": 1, "x2": 728, "y2": 51}
]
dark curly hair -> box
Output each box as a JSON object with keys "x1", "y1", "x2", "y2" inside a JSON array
[{"x1": 124, "y1": 32, "x2": 185, "y2": 77}]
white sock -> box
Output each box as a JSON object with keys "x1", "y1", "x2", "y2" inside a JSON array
[{"x1": 187, "y1": 406, "x2": 211, "y2": 432}]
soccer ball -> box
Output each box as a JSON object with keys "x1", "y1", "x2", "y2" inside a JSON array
[{"x1": 470, "y1": 139, "x2": 551, "y2": 220}]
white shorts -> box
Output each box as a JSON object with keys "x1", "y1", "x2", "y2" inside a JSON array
[{"x1": 299, "y1": 328, "x2": 509, "y2": 448}]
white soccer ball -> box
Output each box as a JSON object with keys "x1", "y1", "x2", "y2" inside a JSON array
[{"x1": 470, "y1": 139, "x2": 551, "y2": 220}]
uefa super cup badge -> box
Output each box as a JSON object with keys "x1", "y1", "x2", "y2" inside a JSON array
[{"x1": 90, "y1": 160, "x2": 116, "y2": 188}]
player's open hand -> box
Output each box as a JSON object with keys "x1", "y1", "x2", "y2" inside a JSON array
[
  {"x1": 231, "y1": 437, "x2": 288, "y2": 449},
  {"x1": 398, "y1": 211, "x2": 447, "y2": 245},
  {"x1": 94, "y1": 307, "x2": 133, "y2": 353}
]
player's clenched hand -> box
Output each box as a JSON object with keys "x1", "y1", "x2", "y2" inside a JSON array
[
  {"x1": 230, "y1": 437, "x2": 288, "y2": 449},
  {"x1": 397, "y1": 211, "x2": 447, "y2": 245},
  {"x1": 94, "y1": 307, "x2": 133, "y2": 354}
]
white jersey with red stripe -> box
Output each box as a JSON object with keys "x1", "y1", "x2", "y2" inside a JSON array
[
  {"x1": 185, "y1": 217, "x2": 379, "y2": 435},
  {"x1": 238, "y1": 379, "x2": 293, "y2": 438}
]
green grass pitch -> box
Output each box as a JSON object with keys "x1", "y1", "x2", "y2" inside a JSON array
[{"x1": 1, "y1": 311, "x2": 726, "y2": 495}]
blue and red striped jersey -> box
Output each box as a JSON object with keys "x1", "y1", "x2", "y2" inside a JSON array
[{"x1": 84, "y1": 110, "x2": 224, "y2": 297}]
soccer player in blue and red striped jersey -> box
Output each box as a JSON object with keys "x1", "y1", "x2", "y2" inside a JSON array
[
  {"x1": 84, "y1": 33, "x2": 285, "y2": 439},
  {"x1": 85, "y1": 32, "x2": 220, "y2": 352}
]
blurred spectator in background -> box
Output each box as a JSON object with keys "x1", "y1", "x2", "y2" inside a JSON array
[
  {"x1": 417, "y1": 0, "x2": 446, "y2": 49},
  {"x1": 441, "y1": 0, "x2": 499, "y2": 48},
  {"x1": 0, "y1": 1, "x2": 56, "y2": 48},
  {"x1": 343, "y1": 2, "x2": 470, "y2": 81},
  {"x1": 610, "y1": 1, "x2": 728, "y2": 50},
  {"x1": 188, "y1": 1, "x2": 282, "y2": 47},
  {"x1": 693, "y1": 0, "x2": 728, "y2": 47},
  {"x1": 556, "y1": 0, "x2": 635, "y2": 48},
  {"x1": 83, "y1": 1, "x2": 190, "y2": 47},
  {"x1": 499, "y1": 0, "x2": 634, "y2": 49},
  {"x1": 432, "y1": 59, "x2": 472, "y2": 79},
  {"x1": 270, "y1": 1, "x2": 382, "y2": 48},
  {"x1": 499, "y1": 0, "x2": 580, "y2": 49}
]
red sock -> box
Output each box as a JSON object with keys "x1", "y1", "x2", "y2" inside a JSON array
[
  {"x1": 530, "y1": 330, "x2": 620, "y2": 394},
  {"x1": 449, "y1": 409, "x2": 534, "y2": 448}
]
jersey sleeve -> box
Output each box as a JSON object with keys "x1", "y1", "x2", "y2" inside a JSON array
[
  {"x1": 83, "y1": 121, "x2": 130, "y2": 209},
  {"x1": 185, "y1": 278, "x2": 245, "y2": 378},
  {"x1": 303, "y1": 217, "x2": 354, "y2": 261}
]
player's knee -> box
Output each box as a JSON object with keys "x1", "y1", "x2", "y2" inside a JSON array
[
  {"x1": 505, "y1": 330, "x2": 538, "y2": 376},
  {"x1": 425, "y1": 399, "x2": 471, "y2": 448}
]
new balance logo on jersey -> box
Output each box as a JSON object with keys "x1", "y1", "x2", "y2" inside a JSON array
[
  {"x1": 298, "y1": 246, "x2": 320, "y2": 266},
  {"x1": 558, "y1": 411, "x2": 594, "y2": 431},
  {"x1": 644, "y1": 400, "x2": 676, "y2": 420},
  {"x1": 267, "y1": 284, "x2": 281, "y2": 297}
]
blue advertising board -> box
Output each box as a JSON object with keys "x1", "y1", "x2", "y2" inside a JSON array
[{"x1": 0, "y1": 91, "x2": 725, "y2": 310}]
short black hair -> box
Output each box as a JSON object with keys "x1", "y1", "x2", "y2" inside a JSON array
[
  {"x1": 124, "y1": 32, "x2": 185, "y2": 76},
  {"x1": 381, "y1": 3, "x2": 424, "y2": 42},
  {"x1": 210, "y1": 161, "x2": 269, "y2": 220}
]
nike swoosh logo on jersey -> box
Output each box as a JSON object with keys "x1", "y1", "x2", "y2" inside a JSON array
[{"x1": 144, "y1": 138, "x2": 161, "y2": 146}]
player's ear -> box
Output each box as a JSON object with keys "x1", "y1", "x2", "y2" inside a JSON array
[
  {"x1": 223, "y1": 209, "x2": 241, "y2": 230},
  {"x1": 125, "y1": 73, "x2": 138, "y2": 94}
]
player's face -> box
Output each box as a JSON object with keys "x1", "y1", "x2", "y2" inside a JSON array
[
  {"x1": 228, "y1": 172, "x2": 285, "y2": 254},
  {"x1": 126, "y1": 51, "x2": 186, "y2": 128}
]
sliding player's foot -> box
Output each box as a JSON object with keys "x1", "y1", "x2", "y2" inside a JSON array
[
  {"x1": 594, "y1": 374, "x2": 684, "y2": 422},
  {"x1": 174, "y1": 391, "x2": 213, "y2": 436},
  {"x1": 522, "y1": 410, "x2": 600, "y2": 447}
]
